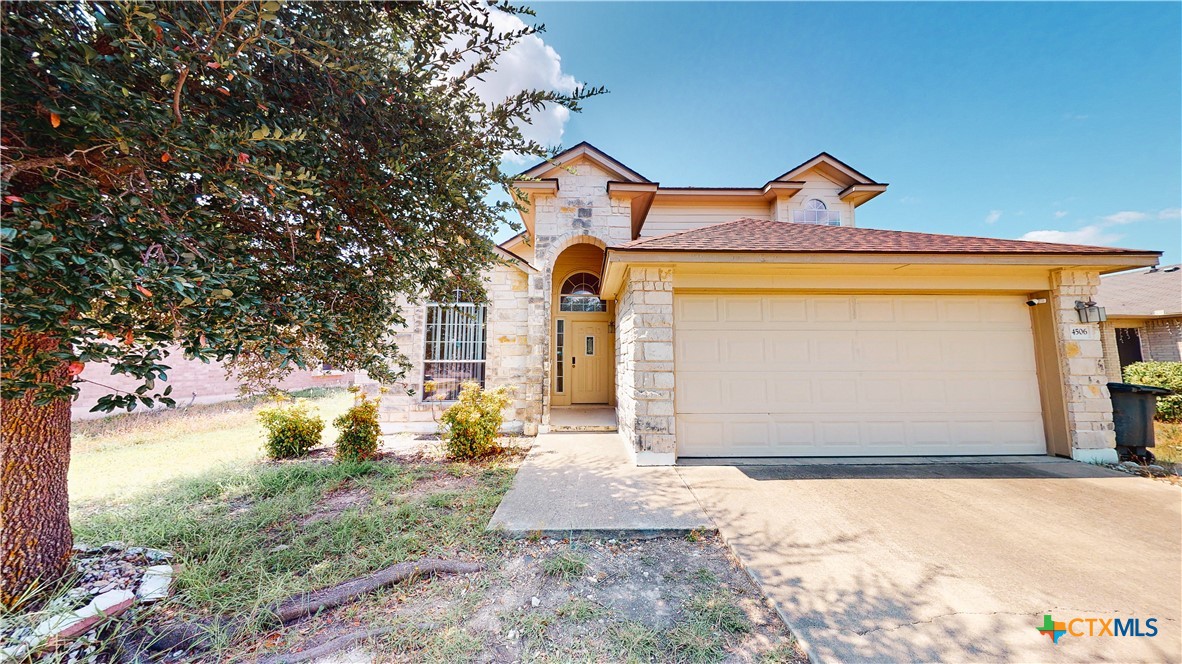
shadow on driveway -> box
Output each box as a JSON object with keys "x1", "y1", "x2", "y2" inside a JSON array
[{"x1": 679, "y1": 461, "x2": 1182, "y2": 663}]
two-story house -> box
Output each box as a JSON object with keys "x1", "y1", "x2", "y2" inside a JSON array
[{"x1": 378, "y1": 143, "x2": 1159, "y2": 465}]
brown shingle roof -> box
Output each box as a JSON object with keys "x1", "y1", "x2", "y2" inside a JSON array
[
  {"x1": 616, "y1": 218, "x2": 1156, "y2": 255},
  {"x1": 1096, "y1": 265, "x2": 1182, "y2": 317}
]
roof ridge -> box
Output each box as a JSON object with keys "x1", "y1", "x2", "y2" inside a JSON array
[{"x1": 624, "y1": 218, "x2": 754, "y2": 248}]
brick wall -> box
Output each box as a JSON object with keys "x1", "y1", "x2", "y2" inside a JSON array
[
  {"x1": 72, "y1": 352, "x2": 353, "y2": 420},
  {"x1": 1141, "y1": 318, "x2": 1182, "y2": 362},
  {"x1": 615, "y1": 266, "x2": 676, "y2": 465}
]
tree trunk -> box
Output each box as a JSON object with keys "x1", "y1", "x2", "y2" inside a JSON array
[{"x1": 1, "y1": 330, "x2": 73, "y2": 608}]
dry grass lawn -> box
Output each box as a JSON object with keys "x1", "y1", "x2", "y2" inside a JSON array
[
  {"x1": 69, "y1": 388, "x2": 353, "y2": 503},
  {"x1": 1154, "y1": 420, "x2": 1182, "y2": 466}
]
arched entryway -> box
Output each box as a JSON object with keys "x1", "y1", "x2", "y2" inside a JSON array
[{"x1": 550, "y1": 242, "x2": 614, "y2": 406}]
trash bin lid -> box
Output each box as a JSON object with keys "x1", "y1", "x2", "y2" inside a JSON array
[{"x1": 1107, "y1": 382, "x2": 1175, "y2": 396}]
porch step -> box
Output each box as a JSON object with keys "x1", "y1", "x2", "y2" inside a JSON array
[{"x1": 549, "y1": 424, "x2": 618, "y2": 433}]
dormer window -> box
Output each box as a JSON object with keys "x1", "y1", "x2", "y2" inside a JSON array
[
  {"x1": 793, "y1": 199, "x2": 841, "y2": 225},
  {"x1": 559, "y1": 273, "x2": 607, "y2": 312}
]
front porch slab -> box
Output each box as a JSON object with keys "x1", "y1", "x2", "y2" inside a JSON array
[{"x1": 488, "y1": 432, "x2": 711, "y2": 538}]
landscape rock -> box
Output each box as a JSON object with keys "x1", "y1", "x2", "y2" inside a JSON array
[
  {"x1": 136, "y1": 565, "x2": 176, "y2": 602},
  {"x1": 1147, "y1": 464, "x2": 1168, "y2": 477}
]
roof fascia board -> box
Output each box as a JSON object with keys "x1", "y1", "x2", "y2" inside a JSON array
[
  {"x1": 605, "y1": 248, "x2": 1161, "y2": 271},
  {"x1": 518, "y1": 142, "x2": 650, "y2": 183},
  {"x1": 774, "y1": 152, "x2": 880, "y2": 185}
]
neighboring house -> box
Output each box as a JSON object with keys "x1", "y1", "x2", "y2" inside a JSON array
[
  {"x1": 72, "y1": 354, "x2": 355, "y2": 420},
  {"x1": 378, "y1": 142, "x2": 1160, "y2": 465},
  {"x1": 1097, "y1": 264, "x2": 1182, "y2": 381}
]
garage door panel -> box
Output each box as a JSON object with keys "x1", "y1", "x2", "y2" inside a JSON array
[{"x1": 674, "y1": 293, "x2": 1047, "y2": 457}]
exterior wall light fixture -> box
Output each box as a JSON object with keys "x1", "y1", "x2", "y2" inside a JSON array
[{"x1": 1075, "y1": 300, "x2": 1107, "y2": 323}]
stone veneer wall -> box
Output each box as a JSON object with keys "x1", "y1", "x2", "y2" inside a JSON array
[
  {"x1": 1049, "y1": 269, "x2": 1117, "y2": 462},
  {"x1": 375, "y1": 262, "x2": 541, "y2": 434},
  {"x1": 528, "y1": 160, "x2": 634, "y2": 426},
  {"x1": 615, "y1": 266, "x2": 676, "y2": 465},
  {"x1": 1100, "y1": 323, "x2": 1123, "y2": 382}
]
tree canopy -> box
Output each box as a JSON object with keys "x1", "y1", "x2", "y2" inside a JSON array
[{"x1": 1, "y1": 0, "x2": 598, "y2": 409}]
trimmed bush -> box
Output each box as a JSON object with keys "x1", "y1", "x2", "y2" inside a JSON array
[
  {"x1": 1123, "y1": 361, "x2": 1182, "y2": 421},
  {"x1": 257, "y1": 400, "x2": 324, "y2": 459},
  {"x1": 334, "y1": 391, "x2": 381, "y2": 462},
  {"x1": 440, "y1": 382, "x2": 512, "y2": 459}
]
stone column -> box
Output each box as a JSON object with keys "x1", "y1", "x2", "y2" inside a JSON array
[
  {"x1": 1050, "y1": 269, "x2": 1117, "y2": 463},
  {"x1": 616, "y1": 266, "x2": 676, "y2": 465}
]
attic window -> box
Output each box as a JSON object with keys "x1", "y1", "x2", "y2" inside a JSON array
[
  {"x1": 560, "y1": 273, "x2": 607, "y2": 312},
  {"x1": 792, "y1": 199, "x2": 841, "y2": 226}
]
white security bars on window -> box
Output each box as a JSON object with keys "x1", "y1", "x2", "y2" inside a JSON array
[{"x1": 423, "y1": 302, "x2": 487, "y2": 401}]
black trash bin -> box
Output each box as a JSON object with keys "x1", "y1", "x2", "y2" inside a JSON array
[{"x1": 1107, "y1": 382, "x2": 1174, "y2": 461}]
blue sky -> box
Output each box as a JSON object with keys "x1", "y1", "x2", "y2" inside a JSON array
[{"x1": 490, "y1": 1, "x2": 1181, "y2": 265}]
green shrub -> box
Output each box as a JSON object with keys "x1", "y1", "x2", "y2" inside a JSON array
[
  {"x1": 1123, "y1": 361, "x2": 1182, "y2": 421},
  {"x1": 440, "y1": 382, "x2": 512, "y2": 459},
  {"x1": 333, "y1": 391, "x2": 382, "y2": 462},
  {"x1": 257, "y1": 400, "x2": 324, "y2": 459}
]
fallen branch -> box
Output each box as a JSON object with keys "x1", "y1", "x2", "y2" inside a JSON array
[
  {"x1": 137, "y1": 558, "x2": 482, "y2": 654},
  {"x1": 274, "y1": 558, "x2": 482, "y2": 623}
]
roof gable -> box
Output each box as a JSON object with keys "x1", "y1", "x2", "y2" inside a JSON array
[
  {"x1": 772, "y1": 152, "x2": 882, "y2": 188},
  {"x1": 517, "y1": 141, "x2": 651, "y2": 183}
]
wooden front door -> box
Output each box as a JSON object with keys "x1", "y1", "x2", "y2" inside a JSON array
[{"x1": 571, "y1": 321, "x2": 611, "y2": 404}]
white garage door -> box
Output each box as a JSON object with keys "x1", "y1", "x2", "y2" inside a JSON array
[{"x1": 674, "y1": 293, "x2": 1047, "y2": 457}]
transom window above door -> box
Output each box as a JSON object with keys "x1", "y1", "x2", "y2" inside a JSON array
[{"x1": 560, "y1": 272, "x2": 607, "y2": 312}]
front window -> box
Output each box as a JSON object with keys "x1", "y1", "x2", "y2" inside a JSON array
[
  {"x1": 559, "y1": 272, "x2": 607, "y2": 312},
  {"x1": 792, "y1": 198, "x2": 841, "y2": 225},
  {"x1": 423, "y1": 300, "x2": 487, "y2": 401}
]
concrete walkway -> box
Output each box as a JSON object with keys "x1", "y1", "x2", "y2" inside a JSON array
[{"x1": 488, "y1": 432, "x2": 710, "y2": 537}]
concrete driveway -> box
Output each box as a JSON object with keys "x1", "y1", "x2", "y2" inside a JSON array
[{"x1": 679, "y1": 460, "x2": 1182, "y2": 663}]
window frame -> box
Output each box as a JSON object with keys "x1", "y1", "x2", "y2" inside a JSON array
[
  {"x1": 791, "y1": 198, "x2": 842, "y2": 225},
  {"x1": 559, "y1": 272, "x2": 607, "y2": 313},
  {"x1": 421, "y1": 300, "x2": 488, "y2": 402}
]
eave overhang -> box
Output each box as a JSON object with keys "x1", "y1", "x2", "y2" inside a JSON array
[
  {"x1": 607, "y1": 181, "x2": 660, "y2": 240},
  {"x1": 839, "y1": 183, "x2": 890, "y2": 206},
  {"x1": 508, "y1": 178, "x2": 559, "y2": 239},
  {"x1": 600, "y1": 249, "x2": 1160, "y2": 300}
]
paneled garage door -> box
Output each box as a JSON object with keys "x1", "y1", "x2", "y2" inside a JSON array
[{"x1": 674, "y1": 293, "x2": 1047, "y2": 457}]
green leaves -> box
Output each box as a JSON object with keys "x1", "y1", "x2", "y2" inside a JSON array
[{"x1": 1, "y1": 0, "x2": 601, "y2": 408}]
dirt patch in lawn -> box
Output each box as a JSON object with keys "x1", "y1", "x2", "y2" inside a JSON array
[
  {"x1": 299, "y1": 485, "x2": 373, "y2": 526},
  {"x1": 246, "y1": 534, "x2": 807, "y2": 663}
]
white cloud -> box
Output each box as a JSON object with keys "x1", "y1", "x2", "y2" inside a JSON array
[
  {"x1": 1054, "y1": 210, "x2": 1068, "y2": 219},
  {"x1": 1102, "y1": 210, "x2": 1148, "y2": 225},
  {"x1": 984, "y1": 210, "x2": 1002, "y2": 224},
  {"x1": 462, "y1": 10, "x2": 579, "y2": 155},
  {"x1": 1019, "y1": 225, "x2": 1122, "y2": 246},
  {"x1": 1159, "y1": 208, "x2": 1182, "y2": 219}
]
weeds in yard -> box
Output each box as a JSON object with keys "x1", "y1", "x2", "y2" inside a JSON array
[
  {"x1": 760, "y1": 638, "x2": 807, "y2": 663},
  {"x1": 691, "y1": 567, "x2": 718, "y2": 585},
  {"x1": 1154, "y1": 421, "x2": 1182, "y2": 465},
  {"x1": 502, "y1": 608, "x2": 553, "y2": 640},
  {"x1": 610, "y1": 620, "x2": 663, "y2": 662},
  {"x1": 556, "y1": 597, "x2": 608, "y2": 622},
  {"x1": 72, "y1": 458, "x2": 515, "y2": 624},
  {"x1": 685, "y1": 590, "x2": 752, "y2": 634},
  {"x1": 542, "y1": 550, "x2": 588, "y2": 580},
  {"x1": 419, "y1": 625, "x2": 483, "y2": 664},
  {"x1": 668, "y1": 621, "x2": 726, "y2": 662}
]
